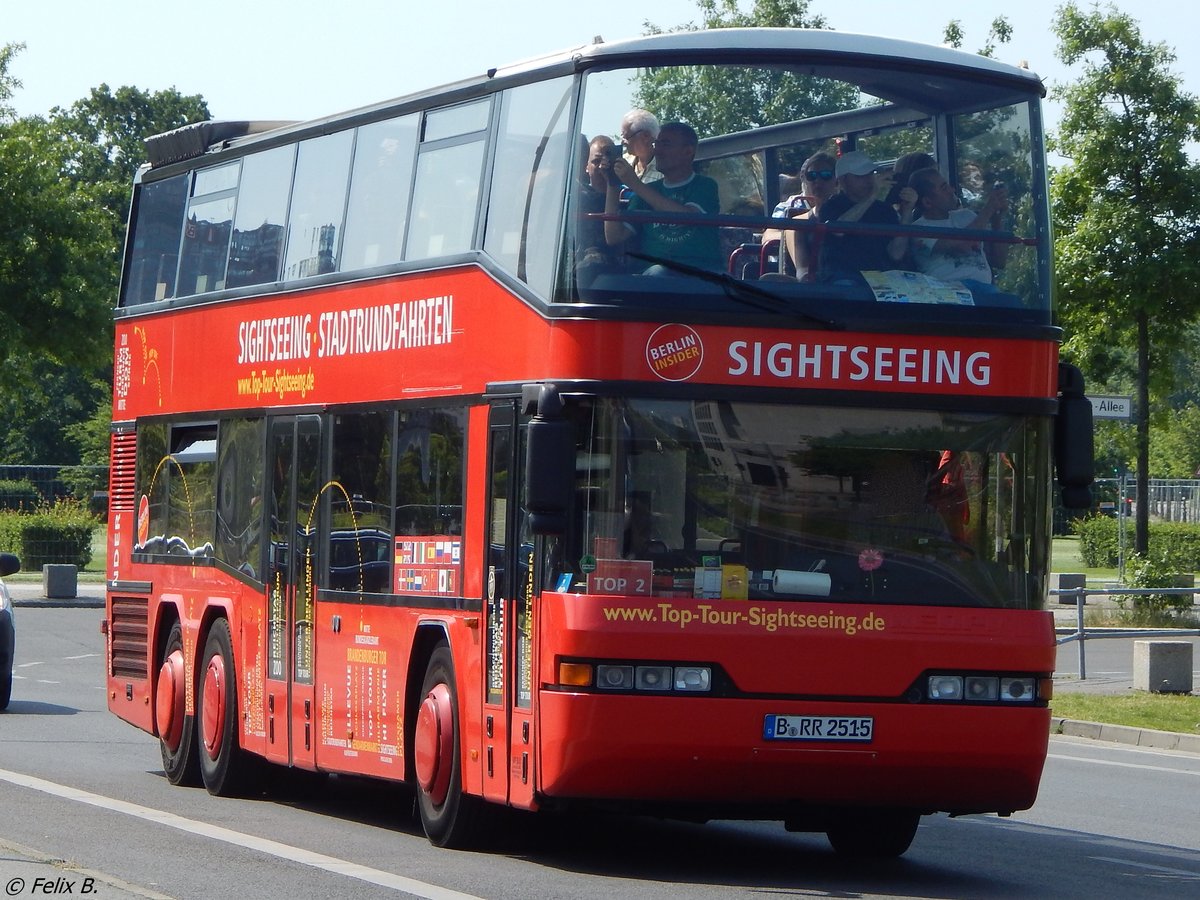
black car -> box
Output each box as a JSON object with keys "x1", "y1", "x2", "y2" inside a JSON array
[{"x1": 0, "y1": 552, "x2": 21, "y2": 711}]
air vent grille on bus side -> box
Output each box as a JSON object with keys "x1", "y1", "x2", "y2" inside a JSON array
[
  {"x1": 109, "y1": 432, "x2": 137, "y2": 512},
  {"x1": 110, "y1": 596, "x2": 149, "y2": 680}
]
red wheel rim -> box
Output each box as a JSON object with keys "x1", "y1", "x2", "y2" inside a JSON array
[
  {"x1": 201, "y1": 653, "x2": 226, "y2": 759},
  {"x1": 155, "y1": 649, "x2": 186, "y2": 749},
  {"x1": 413, "y1": 683, "x2": 453, "y2": 805}
]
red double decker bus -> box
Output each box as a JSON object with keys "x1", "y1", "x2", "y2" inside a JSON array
[{"x1": 105, "y1": 29, "x2": 1092, "y2": 856}]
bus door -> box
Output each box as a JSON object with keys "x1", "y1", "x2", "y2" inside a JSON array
[
  {"x1": 264, "y1": 415, "x2": 322, "y2": 770},
  {"x1": 482, "y1": 403, "x2": 537, "y2": 808}
]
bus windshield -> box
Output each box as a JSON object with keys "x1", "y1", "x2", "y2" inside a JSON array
[
  {"x1": 552, "y1": 398, "x2": 1051, "y2": 611},
  {"x1": 563, "y1": 58, "x2": 1047, "y2": 320}
]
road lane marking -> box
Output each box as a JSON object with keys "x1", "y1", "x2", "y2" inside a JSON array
[
  {"x1": 1090, "y1": 856, "x2": 1200, "y2": 877},
  {"x1": 0, "y1": 767, "x2": 482, "y2": 900},
  {"x1": 1047, "y1": 753, "x2": 1200, "y2": 777}
]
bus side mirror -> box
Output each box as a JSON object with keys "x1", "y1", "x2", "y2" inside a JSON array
[
  {"x1": 1055, "y1": 363, "x2": 1094, "y2": 510},
  {"x1": 524, "y1": 384, "x2": 574, "y2": 534}
]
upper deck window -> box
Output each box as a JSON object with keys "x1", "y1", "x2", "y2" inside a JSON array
[
  {"x1": 558, "y1": 59, "x2": 1049, "y2": 322},
  {"x1": 484, "y1": 77, "x2": 574, "y2": 298},
  {"x1": 405, "y1": 99, "x2": 491, "y2": 259},
  {"x1": 283, "y1": 130, "x2": 354, "y2": 280},
  {"x1": 226, "y1": 145, "x2": 295, "y2": 290},
  {"x1": 340, "y1": 115, "x2": 419, "y2": 271},
  {"x1": 177, "y1": 161, "x2": 238, "y2": 297},
  {"x1": 121, "y1": 174, "x2": 187, "y2": 306}
]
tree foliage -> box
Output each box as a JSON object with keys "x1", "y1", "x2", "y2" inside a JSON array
[
  {"x1": 636, "y1": 0, "x2": 858, "y2": 136},
  {"x1": 49, "y1": 84, "x2": 209, "y2": 240},
  {"x1": 1050, "y1": 3, "x2": 1200, "y2": 551},
  {"x1": 0, "y1": 114, "x2": 115, "y2": 373},
  {"x1": 0, "y1": 43, "x2": 209, "y2": 465},
  {"x1": 943, "y1": 17, "x2": 1013, "y2": 58}
]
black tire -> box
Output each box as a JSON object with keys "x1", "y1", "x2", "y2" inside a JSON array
[
  {"x1": 414, "y1": 646, "x2": 485, "y2": 847},
  {"x1": 0, "y1": 616, "x2": 13, "y2": 711},
  {"x1": 197, "y1": 619, "x2": 254, "y2": 796},
  {"x1": 826, "y1": 810, "x2": 920, "y2": 858},
  {"x1": 157, "y1": 621, "x2": 201, "y2": 786},
  {"x1": 0, "y1": 659, "x2": 11, "y2": 712}
]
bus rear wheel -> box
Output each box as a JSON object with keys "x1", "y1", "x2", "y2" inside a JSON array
[
  {"x1": 156, "y1": 620, "x2": 200, "y2": 786},
  {"x1": 414, "y1": 646, "x2": 484, "y2": 847},
  {"x1": 197, "y1": 619, "x2": 253, "y2": 796},
  {"x1": 826, "y1": 810, "x2": 920, "y2": 858}
]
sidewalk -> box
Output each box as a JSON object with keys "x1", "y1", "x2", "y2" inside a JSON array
[{"x1": 5, "y1": 577, "x2": 103, "y2": 609}]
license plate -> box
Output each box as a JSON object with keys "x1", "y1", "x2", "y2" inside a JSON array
[{"x1": 763, "y1": 714, "x2": 874, "y2": 742}]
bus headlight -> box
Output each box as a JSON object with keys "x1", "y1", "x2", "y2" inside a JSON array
[
  {"x1": 928, "y1": 675, "x2": 963, "y2": 700},
  {"x1": 1000, "y1": 677, "x2": 1036, "y2": 701},
  {"x1": 635, "y1": 665, "x2": 673, "y2": 691},
  {"x1": 924, "y1": 672, "x2": 1041, "y2": 704},
  {"x1": 596, "y1": 665, "x2": 634, "y2": 690},
  {"x1": 562, "y1": 660, "x2": 715, "y2": 693},
  {"x1": 673, "y1": 666, "x2": 711, "y2": 692},
  {"x1": 965, "y1": 676, "x2": 999, "y2": 701}
]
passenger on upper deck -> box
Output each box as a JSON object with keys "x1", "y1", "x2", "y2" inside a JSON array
[
  {"x1": 817, "y1": 151, "x2": 915, "y2": 282},
  {"x1": 908, "y1": 166, "x2": 1009, "y2": 288},
  {"x1": 884, "y1": 151, "x2": 936, "y2": 211},
  {"x1": 619, "y1": 109, "x2": 663, "y2": 184},
  {"x1": 575, "y1": 135, "x2": 623, "y2": 287},
  {"x1": 762, "y1": 151, "x2": 838, "y2": 280},
  {"x1": 602, "y1": 122, "x2": 722, "y2": 274}
]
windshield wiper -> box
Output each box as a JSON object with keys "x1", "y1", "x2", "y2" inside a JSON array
[{"x1": 629, "y1": 252, "x2": 843, "y2": 330}]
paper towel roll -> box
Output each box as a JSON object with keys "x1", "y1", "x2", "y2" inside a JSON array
[{"x1": 772, "y1": 569, "x2": 831, "y2": 597}]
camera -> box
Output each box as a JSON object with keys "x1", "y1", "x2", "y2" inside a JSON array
[{"x1": 605, "y1": 142, "x2": 625, "y2": 163}]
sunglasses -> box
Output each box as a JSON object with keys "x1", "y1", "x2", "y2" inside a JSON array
[{"x1": 805, "y1": 169, "x2": 835, "y2": 181}]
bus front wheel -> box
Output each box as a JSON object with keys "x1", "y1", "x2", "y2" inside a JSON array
[
  {"x1": 156, "y1": 620, "x2": 200, "y2": 786},
  {"x1": 197, "y1": 618, "x2": 252, "y2": 796},
  {"x1": 826, "y1": 810, "x2": 920, "y2": 858},
  {"x1": 414, "y1": 646, "x2": 483, "y2": 847}
]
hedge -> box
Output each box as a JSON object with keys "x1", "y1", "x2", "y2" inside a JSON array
[
  {"x1": 1073, "y1": 515, "x2": 1200, "y2": 570},
  {"x1": 0, "y1": 501, "x2": 96, "y2": 569},
  {"x1": 0, "y1": 478, "x2": 42, "y2": 512}
]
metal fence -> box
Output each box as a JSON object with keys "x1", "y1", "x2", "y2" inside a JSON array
[
  {"x1": 0, "y1": 465, "x2": 108, "y2": 511},
  {"x1": 0, "y1": 466, "x2": 108, "y2": 570},
  {"x1": 1053, "y1": 586, "x2": 1200, "y2": 680}
]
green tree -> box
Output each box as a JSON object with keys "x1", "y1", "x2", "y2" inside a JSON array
[
  {"x1": 1050, "y1": 3, "x2": 1200, "y2": 554},
  {"x1": 0, "y1": 44, "x2": 210, "y2": 466},
  {"x1": 1149, "y1": 403, "x2": 1200, "y2": 478},
  {"x1": 637, "y1": 0, "x2": 858, "y2": 137},
  {"x1": 943, "y1": 17, "x2": 1013, "y2": 58},
  {"x1": 0, "y1": 114, "x2": 115, "y2": 374},
  {"x1": 0, "y1": 42, "x2": 21, "y2": 119},
  {"x1": 49, "y1": 84, "x2": 209, "y2": 241}
]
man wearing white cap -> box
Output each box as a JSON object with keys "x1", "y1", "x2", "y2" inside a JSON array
[{"x1": 817, "y1": 150, "x2": 915, "y2": 282}]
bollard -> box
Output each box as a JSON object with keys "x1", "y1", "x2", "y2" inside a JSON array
[
  {"x1": 42, "y1": 564, "x2": 78, "y2": 600},
  {"x1": 1052, "y1": 573, "x2": 1086, "y2": 604},
  {"x1": 1133, "y1": 641, "x2": 1194, "y2": 694}
]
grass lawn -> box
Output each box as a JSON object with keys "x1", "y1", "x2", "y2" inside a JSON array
[
  {"x1": 1052, "y1": 692, "x2": 1200, "y2": 735},
  {"x1": 1051, "y1": 535, "x2": 1119, "y2": 583}
]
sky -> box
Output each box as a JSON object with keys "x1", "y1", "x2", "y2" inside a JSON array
[{"x1": 3, "y1": 1, "x2": 1196, "y2": 133}]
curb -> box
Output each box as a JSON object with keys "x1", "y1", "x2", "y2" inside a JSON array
[
  {"x1": 1052, "y1": 717, "x2": 1200, "y2": 754},
  {"x1": 10, "y1": 594, "x2": 105, "y2": 609},
  {"x1": 12, "y1": 597, "x2": 105, "y2": 609}
]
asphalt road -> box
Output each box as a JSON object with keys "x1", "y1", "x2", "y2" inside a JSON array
[{"x1": 1, "y1": 595, "x2": 1198, "y2": 899}]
